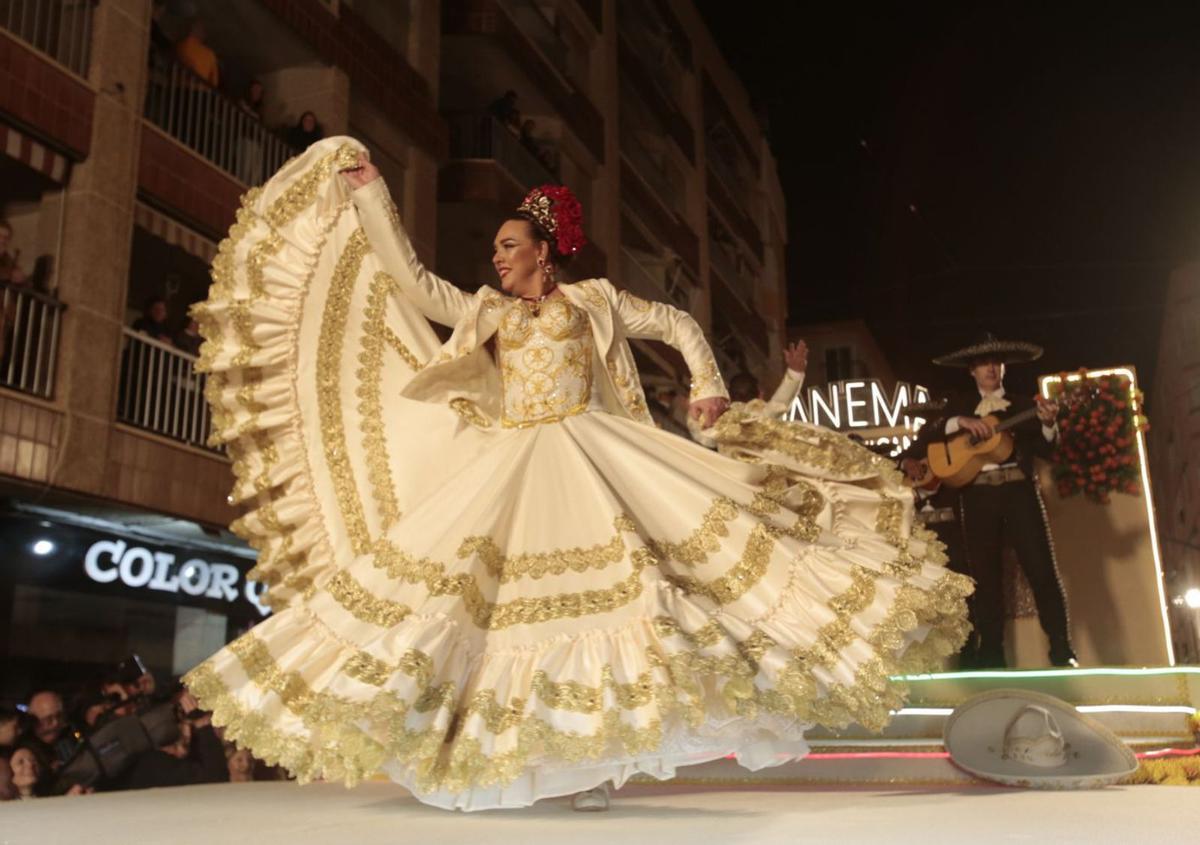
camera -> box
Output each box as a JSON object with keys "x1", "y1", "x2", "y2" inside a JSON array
[{"x1": 52, "y1": 656, "x2": 181, "y2": 793}]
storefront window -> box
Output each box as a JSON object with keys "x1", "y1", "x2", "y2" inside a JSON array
[{"x1": 0, "y1": 507, "x2": 264, "y2": 702}]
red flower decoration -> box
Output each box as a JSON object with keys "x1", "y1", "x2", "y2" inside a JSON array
[
  {"x1": 518, "y1": 184, "x2": 588, "y2": 257},
  {"x1": 1050, "y1": 372, "x2": 1147, "y2": 505}
]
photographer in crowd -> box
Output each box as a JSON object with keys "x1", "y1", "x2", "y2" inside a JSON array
[{"x1": 94, "y1": 689, "x2": 227, "y2": 792}]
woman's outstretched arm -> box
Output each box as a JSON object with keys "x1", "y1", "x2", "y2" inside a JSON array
[
  {"x1": 607, "y1": 281, "x2": 729, "y2": 426},
  {"x1": 342, "y1": 153, "x2": 472, "y2": 327}
]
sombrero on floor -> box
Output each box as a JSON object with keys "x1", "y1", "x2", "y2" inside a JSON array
[
  {"x1": 932, "y1": 332, "x2": 1043, "y2": 367},
  {"x1": 944, "y1": 689, "x2": 1138, "y2": 789}
]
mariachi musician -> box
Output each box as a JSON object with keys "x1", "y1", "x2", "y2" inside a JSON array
[
  {"x1": 928, "y1": 332, "x2": 1076, "y2": 668},
  {"x1": 898, "y1": 398, "x2": 977, "y2": 665}
]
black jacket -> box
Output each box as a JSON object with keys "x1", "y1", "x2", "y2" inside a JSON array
[
  {"x1": 937, "y1": 391, "x2": 1056, "y2": 477},
  {"x1": 99, "y1": 724, "x2": 229, "y2": 792}
]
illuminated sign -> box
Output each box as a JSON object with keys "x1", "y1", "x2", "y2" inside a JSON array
[
  {"x1": 786, "y1": 379, "x2": 930, "y2": 429},
  {"x1": 83, "y1": 538, "x2": 270, "y2": 617},
  {"x1": 782, "y1": 380, "x2": 932, "y2": 457}
]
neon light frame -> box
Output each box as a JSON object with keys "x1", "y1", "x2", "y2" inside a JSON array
[{"x1": 1036, "y1": 366, "x2": 1174, "y2": 666}]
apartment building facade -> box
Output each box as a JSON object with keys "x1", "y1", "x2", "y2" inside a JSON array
[{"x1": 0, "y1": 0, "x2": 786, "y2": 695}]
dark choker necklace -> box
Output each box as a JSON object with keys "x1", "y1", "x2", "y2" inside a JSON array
[{"x1": 518, "y1": 285, "x2": 557, "y2": 315}]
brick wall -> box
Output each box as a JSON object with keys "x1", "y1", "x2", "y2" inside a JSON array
[
  {"x1": 105, "y1": 427, "x2": 238, "y2": 527},
  {"x1": 137, "y1": 124, "x2": 243, "y2": 240},
  {"x1": 0, "y1": 393, "x2": 62, "y2": 483},
  {"x1": 0, "y1": 30, "x2": 94, "y2": 159}
]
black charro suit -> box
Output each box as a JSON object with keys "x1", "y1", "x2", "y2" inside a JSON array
[{"x1": 934, "y1": 391, "x2": 1074, "y2": 667}]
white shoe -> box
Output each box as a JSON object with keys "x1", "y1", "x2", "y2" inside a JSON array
[{"x1": 571, "y1": 784, "x2": 610, "y2": 812}]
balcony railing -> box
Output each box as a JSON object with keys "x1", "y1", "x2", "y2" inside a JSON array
[
  {"x1": 0, "y1": 0, "x2": 94, "y2": 77},
  {"x1": 499, "y1": 0, "x2": 568, "y2": 79},
  {"x1": 117, "y1": 328, "x2": 215, "y2": 452},
  {"x1": 447, "y1": 112, "x2": 557, "y2": 190},
  {"x1": 0, "y1": 281, "x2": 64, "y2": 399},
  {"x1": 621, "y1": 129, "x2": 686, "y2": 219},
  {"x1": 708, "y1": 241, "x2": 755, "y2": 312},
  {"x1": 620, "y1": 248, "x2": 689, "y2": 311},
  {"x1": 618, "y1": 12, "x2": 685, "y2": 105},
  {"x1": 144, "y1": 55, "x2": 297, "y2": 186}
]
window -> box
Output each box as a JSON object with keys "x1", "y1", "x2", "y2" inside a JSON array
[{"x1": 825, "y1": 346, "x2": 853, "y2": 382}]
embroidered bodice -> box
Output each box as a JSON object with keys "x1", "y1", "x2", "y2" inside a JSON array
[{"x1": 496, "y1": 297, "x2": 595, "y2": 428}]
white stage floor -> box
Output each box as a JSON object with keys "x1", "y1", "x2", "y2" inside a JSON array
[{"x1": 4, "y1": 780, "x2": 1197, "y2": 845}]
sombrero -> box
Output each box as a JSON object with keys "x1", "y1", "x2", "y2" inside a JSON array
[
  {"x1": 932, "y1": 332, "x2": 1043, "y2": 368},
  {"x1": 944, "y1": 689, "x2": 1138, "y2": 789}
]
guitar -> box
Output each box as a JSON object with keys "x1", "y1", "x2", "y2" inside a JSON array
[
  {"x1": 902, "y1": 458, "x2": 942, "y2": 493},
  {"x1": 925, "y1": 404, "x2": 1056, "y2": 488}
]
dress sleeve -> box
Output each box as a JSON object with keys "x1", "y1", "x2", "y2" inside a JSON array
[
  {"x1": 351, "y1": 178, "x2": 472, "y2": 327},
  {"x1": 614, "y1": 287, "x2": 728, "y2": 401},
  {"x1": 767, "y1": 370, "x2": 804, "y2": 407}
]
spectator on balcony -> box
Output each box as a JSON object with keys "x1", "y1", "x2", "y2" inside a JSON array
[
  {"x1": 174, "y1": 317, "x2": 204, "y2": 356},
  {"x1": 286, "y1": 111, "x2": 325, "y2": 152},
  {"x1": 235, "y1": 80, "x2": 268, "y2": 184},
  {"x1": 133, "y1": 297, "x2": 173, "y2": 344},
  {"x1": 0, "y1": 220, "x2": 27, "y2": 286},
  {"x1": 489, "y1": 90, "x2": 520, "y2": 131},
  {"x1": 175, "y1": 18, "x2": 220, "y2": 88},
  {"x1": 238, "y1": 79, "x2": 266, "y2": 121}
]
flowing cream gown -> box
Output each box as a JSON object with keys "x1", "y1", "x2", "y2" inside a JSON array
[{"x1": 185, "y1": 138, "x2": 971, "y2": 811}]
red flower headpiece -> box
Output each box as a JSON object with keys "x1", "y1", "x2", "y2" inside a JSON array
[{"x1": 517, "y1": 185, "x2": 587, "y2": 256}]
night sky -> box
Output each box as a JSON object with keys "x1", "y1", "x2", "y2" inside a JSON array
[{"x1": 695, "y1": 2, "x2": 1200, "y2": 403}]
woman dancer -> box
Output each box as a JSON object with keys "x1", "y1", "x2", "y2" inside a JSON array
[{"x1": 185, "y1": 138, "x2": 970, "y2": 812}]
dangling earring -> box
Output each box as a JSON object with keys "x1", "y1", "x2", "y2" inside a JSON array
[{"x1": 538, "y1": 256, "x2": 556, "y2": 286}]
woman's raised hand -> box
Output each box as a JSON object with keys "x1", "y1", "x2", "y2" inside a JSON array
[{"x1": 340, "y1": 151, "x2": 381, "y2": 190}]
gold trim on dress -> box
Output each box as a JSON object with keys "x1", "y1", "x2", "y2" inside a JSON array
[
  {"x1": 317, "y1": 228, "x2": 373, "y2": 554},
  {"x1": 185, "y1": 568, "x2": 970, "y2": 791},
  {"x1": 357, "y1": 270, "x2": 403, "y2": 530}
]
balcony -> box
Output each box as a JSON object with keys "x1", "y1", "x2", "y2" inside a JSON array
[
  {"x1": 117, "y1": 329, "x2": 216, "y2": 453},
  {"x1": 616, "y1": 1, "x2": 693, "y2": 162},
  {"x1": 442, "y1": 0, "x2": 604, "y2": 161},
  {"x1": 0, "y1": 0, "x2": 94, "y2": 78},
  {"x1": 0, "y1": 281, "x2": 64, "y2": 400},
  {"x1": 706, "y1": 156, "x2": 763, "y2": 263},
  {"x1": 620, "y1": 124, "x2": 687, "y2": 221},
  {"x1": 503, "y1": 0, "x2": 568, "y2": 77},
  {"x1": 620, "y1": 247, "x2": 690, "y2": 311},
  {"x1": 709, "y1": 262, "x2": 768, "y2": 357},
  {"x1": 144, "y1": 55, "x2": 298, "y2": 187},
  {"x1": 447, "y1": 112, "x2": 558, "y2": 193}
]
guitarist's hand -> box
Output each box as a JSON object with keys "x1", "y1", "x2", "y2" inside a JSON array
[
  {"x1": 901, "y1": 457, "x2": 924, "y2": 482},
  {"x1": 1035, "y1": 396, "x2": 1059, "y2": 425},
  {"x1": 957, "y1": 416, "x2": 995, "y2": 440}
]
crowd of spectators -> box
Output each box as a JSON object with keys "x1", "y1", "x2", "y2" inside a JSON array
[
  {"x1": 0, "y1": 657, "x2": 284, "y2": 801},
  {"x1": 130, "y1": 297, "x2": 205, "y2": 359},
  {"x1": 149, "y1": 6, "x2": 326, "y2": 175}
]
